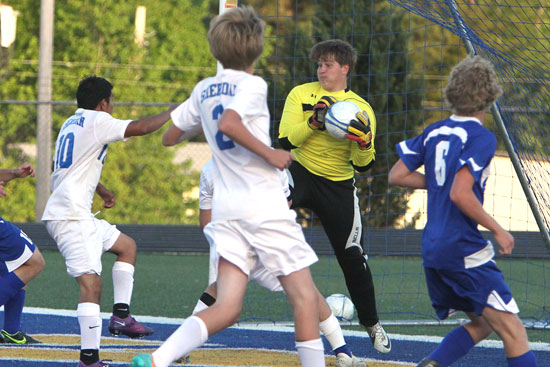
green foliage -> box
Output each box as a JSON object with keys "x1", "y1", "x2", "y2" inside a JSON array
[{"x1": 1, "y1": 0, "x2": 217, "y2": 223}]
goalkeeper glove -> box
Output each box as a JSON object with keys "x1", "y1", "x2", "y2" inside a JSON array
[
  {"x1": 346, "y1": 110, "x2": 373, "y2": 149},
  {"x1": 308, "y1": 95, "x2": 337, "y2": 130}
]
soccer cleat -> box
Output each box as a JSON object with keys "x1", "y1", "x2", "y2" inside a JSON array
[
  {"x1": 108, "y1": 315, "x2": 154, "y2": 338},
  {"x1": 175, "y1": 354, "x2": 191, "y2": 364},
  {"x1": 0, "y1": 329, "x2": 41, "y2": 344},
  {"x1": 416, "y1": 357, "x2": 441, "y2": 367},
  {"x1": 336, "y1": 353, "x2": 367, "y2": 367},
  {"x1": 77, "y1": 360, "x2": 112, "y2": 367},
  {"x1": 131, "y1": 353, "x2": 155, "y2": 367},
  {"x1": 365, "y1": 322, "x2": 391, "y2": 353}
]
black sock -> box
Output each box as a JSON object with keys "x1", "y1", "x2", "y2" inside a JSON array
[
  {"x1": 200, "y1": 292, "x2": 216, "y2": 307},
  {"x1": 113, "y1": 303, "x2": 130, "y2": 318},
  {"x1": 80, "y1": 349, "x2": 99, "y2": 365}
]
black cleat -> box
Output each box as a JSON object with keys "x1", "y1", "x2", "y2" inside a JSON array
[{"x1": 0, "y1": 329, "x2": 41, "y2": 344}]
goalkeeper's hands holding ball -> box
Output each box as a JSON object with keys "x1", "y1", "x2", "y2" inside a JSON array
[
  {"x1": 346, "y1": 111, "x2": 373, "y2": 149},
  {"x1": 308, "y1": 96, "x2": 337, "y2": 130}
]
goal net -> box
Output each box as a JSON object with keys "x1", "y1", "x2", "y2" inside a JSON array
[{"x1": 238, "y1": 0, "x2": 550, "y2": 327}]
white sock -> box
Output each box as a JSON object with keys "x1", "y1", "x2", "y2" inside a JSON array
[
  {"x1": 112, "y1": 261, "x2": 134, "y2": 305},
  {"x1": 319, "y1": 313, "x2": 346, "y2": 350},
  {"x1": 296, "y1": 338, "x2": 325, "y2": 367},
  {"x1": 152, "y1": 316, "x2": 208, "y2": 367},
  {"x1": 192, "y1": 300, "x2": 209, "y2": 315},
  {"x1": 77, "y1": 302, "x2": 101, "y2": 350}
]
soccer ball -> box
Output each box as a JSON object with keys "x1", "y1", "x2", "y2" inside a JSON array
[
  {"x1": 324, "y1": 100, "x2": 361, "y2": 140},
  {"x1": 326, "y1": 293, "x2": 355, "y2": 321}
]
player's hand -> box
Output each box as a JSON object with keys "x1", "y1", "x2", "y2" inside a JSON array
[
  {"x1": 95, "y1": 183, "x2": 116, "y2": 208},
  {"x1": 345, "y1": 110, "x2": 372, "y2": 149},
  {"x1": 14, "y1": 164, "x2": 35, "y2": 179},
  {"x1": 266, "y1": 149, "x2": 294, "y2": 170},
  {"x1": 494, "y1": 228, "x2": 514, "y2": 255},
  {"x1": 102, "y1": 192, "x2": 116, "y2": 208},
  {"x1": 308, "y1": 96, "x2": 337, "y2": 130},
  {"x1": 0, "y1": 181, "x2": 6, "y2": 197}
]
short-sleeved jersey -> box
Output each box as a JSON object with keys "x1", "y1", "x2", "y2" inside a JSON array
[
  {"x1": 42, "y1": 109, "x2": 131, "y2": 220},
  {"x1": 171, "y1": 69, "x2": 289, "y2": 222},
  {"x1": 199, "y1": 159, "x2": 291, "y2": 211},
  {"x1": 278, "y1": 81, "x2": 376, "y2": 181},
  {"x1": 396, "y1": 115, "x2": 496, "y2": 270}
]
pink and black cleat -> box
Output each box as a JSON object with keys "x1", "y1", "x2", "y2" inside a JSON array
[{"x1": 108, "y1": 315, "x2": 154, "y2": 338}]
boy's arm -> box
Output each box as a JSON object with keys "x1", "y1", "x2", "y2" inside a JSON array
[
  {"x1": 219, "y1": 109, "x2": 293, "y2": 170},
  {"x1": 0, "y1": 164, "x2": 35, "y2": 182},
  {"x1": 96, "y1": 183, "x2": 116, "y2": 208},
  {"x1": 162, "y1": 124, "x2": 203, "y2": 146},
  {"x1": 278, "y1": 89, "x2": 315, "y2": 150},
  {"x1": 388, "y1": 159, "x2": 426, "y2": 189},
  {"x1": 124, "y1": 105, "x2": 177, "y2": 138},
  {"x1": 450, "y1": 166, "x2": 513, "y2": 254},
  {"x1": 0, "y1": 164, "x2": 35, "y2": 197},
  {"x1": 199, "y1": 208, "x2": 212, "y2": 230}
]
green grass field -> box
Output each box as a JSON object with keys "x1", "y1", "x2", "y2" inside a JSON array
[{"x1": 25, "y1": 250, "x2": 550, "y2": 343}]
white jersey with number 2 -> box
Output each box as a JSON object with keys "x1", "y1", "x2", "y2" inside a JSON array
[{"x1": 171, "y1": 69, "x2": 289, "y2": 222}]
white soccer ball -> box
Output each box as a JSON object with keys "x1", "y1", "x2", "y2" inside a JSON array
[
  {"x1": 326, "y1": 293, "x2": 355, "y2": 321},
  {"x1": 324, "y1": 100, "x2": 361, "y2": 140}
]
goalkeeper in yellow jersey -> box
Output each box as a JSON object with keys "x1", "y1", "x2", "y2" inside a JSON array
[{"x1": 278, "y1": 39, "x2": 390, "y2": 354}]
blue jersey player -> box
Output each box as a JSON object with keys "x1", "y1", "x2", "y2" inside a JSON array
[
  {"x1": 0, "y1": 164, "x2": 45, "y2": 344},
  {"x1": 389, "y1": 56, "x2": 537, "y2": 367}
]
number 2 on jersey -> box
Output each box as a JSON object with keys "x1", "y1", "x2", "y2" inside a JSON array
[{"x1": 213, "y1": 104, "x2": 235, "y2": 150}]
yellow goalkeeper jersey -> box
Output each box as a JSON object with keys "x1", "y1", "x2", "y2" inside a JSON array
[{"x1": 278, "y1": 81, "x2": 376, "y2": 181}]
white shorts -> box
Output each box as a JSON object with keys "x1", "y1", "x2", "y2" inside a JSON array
[
  {"x1": 203, "y1": 214, "x2": 318, "y2": 284},
  {"x1": 209, "y1": 248, "x2": 283, "y2": 292},
  {"x1": 44, "y1": 218, "x2": 121, "y2": 277}
]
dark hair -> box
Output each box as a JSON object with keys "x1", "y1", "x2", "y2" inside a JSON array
[
  {"x1": 76, "y1": 76, "x2": 113, "y2": 109},
  {"x1": 310, "y1": 39, "x2": 357, "y2": 74}
]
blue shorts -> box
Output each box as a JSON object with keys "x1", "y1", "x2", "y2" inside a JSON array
[
  {"x1": 424, "y1": 260, "x2": 518, "y2": 320},
  {"x1": 0, "y1": 217, "x2": 36, "y2": 276}
]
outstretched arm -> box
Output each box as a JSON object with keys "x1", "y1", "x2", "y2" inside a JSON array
[
  {"x1": 162, "y1": 124, "x2": 203, "y2": 146},
  {"x1": 0, "y1": 164, "x2": 35, "y2": 197},
  {"x1": 124, "y1": 105, "x2": 177, "y2": 138},
  {"x1": 450, "y1": 166, "x2": 513, "y2": 254},
  {"x1": 219, "y1": 109, "x2": 293, "y2": 170},
  {"x1": 0, "y1": 164, "x2": 35, "y2": 182}
]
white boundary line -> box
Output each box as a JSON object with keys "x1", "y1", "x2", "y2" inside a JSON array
[{"x1": 18, "y1": 306, "x2": 550, "y2": 352}]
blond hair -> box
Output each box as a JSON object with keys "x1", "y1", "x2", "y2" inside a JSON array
[
  {"x1": 310, "y1": 39, "x2": 357, "y2": 75},
  {"x1": 207, "y1": 6, "x2": 266, "y2": 70},
  {"x1": 445, "y1": 56, "x2": 503, "y2": 115}
]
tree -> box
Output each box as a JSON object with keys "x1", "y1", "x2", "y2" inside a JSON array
[{"x1": 0, "y1": 0, "x2": 216, "y2": 223}]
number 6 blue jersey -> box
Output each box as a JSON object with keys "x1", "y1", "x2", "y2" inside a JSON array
[
  {"x1": 42, "y1": 109, "x2": 131, "y2": 221},
  {"x1": 396, "y1": 115, "x2": 497, "y2": 270}
]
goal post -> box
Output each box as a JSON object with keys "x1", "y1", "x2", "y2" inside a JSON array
[{"x1": 446, "y1": 0, "x2": 550, "y2": 251}]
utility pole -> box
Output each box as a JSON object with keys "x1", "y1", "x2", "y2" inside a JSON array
[{"x1": 35, "y1": 0, "x2": 54, "y2": 220}]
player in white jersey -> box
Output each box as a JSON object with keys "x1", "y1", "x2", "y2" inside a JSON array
[
  {"x1": 41, "y1": 76, "x2": 175, "y2": 367},
  {"x1": 132, "y1": 6, "x2": 325, "y2": 367},
  {"x1": 180, "y1": 159, "x2": 365, "y2": 367},
  {"x1": 389, "y1": 56, "x2": 537, "y2": 367}
]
